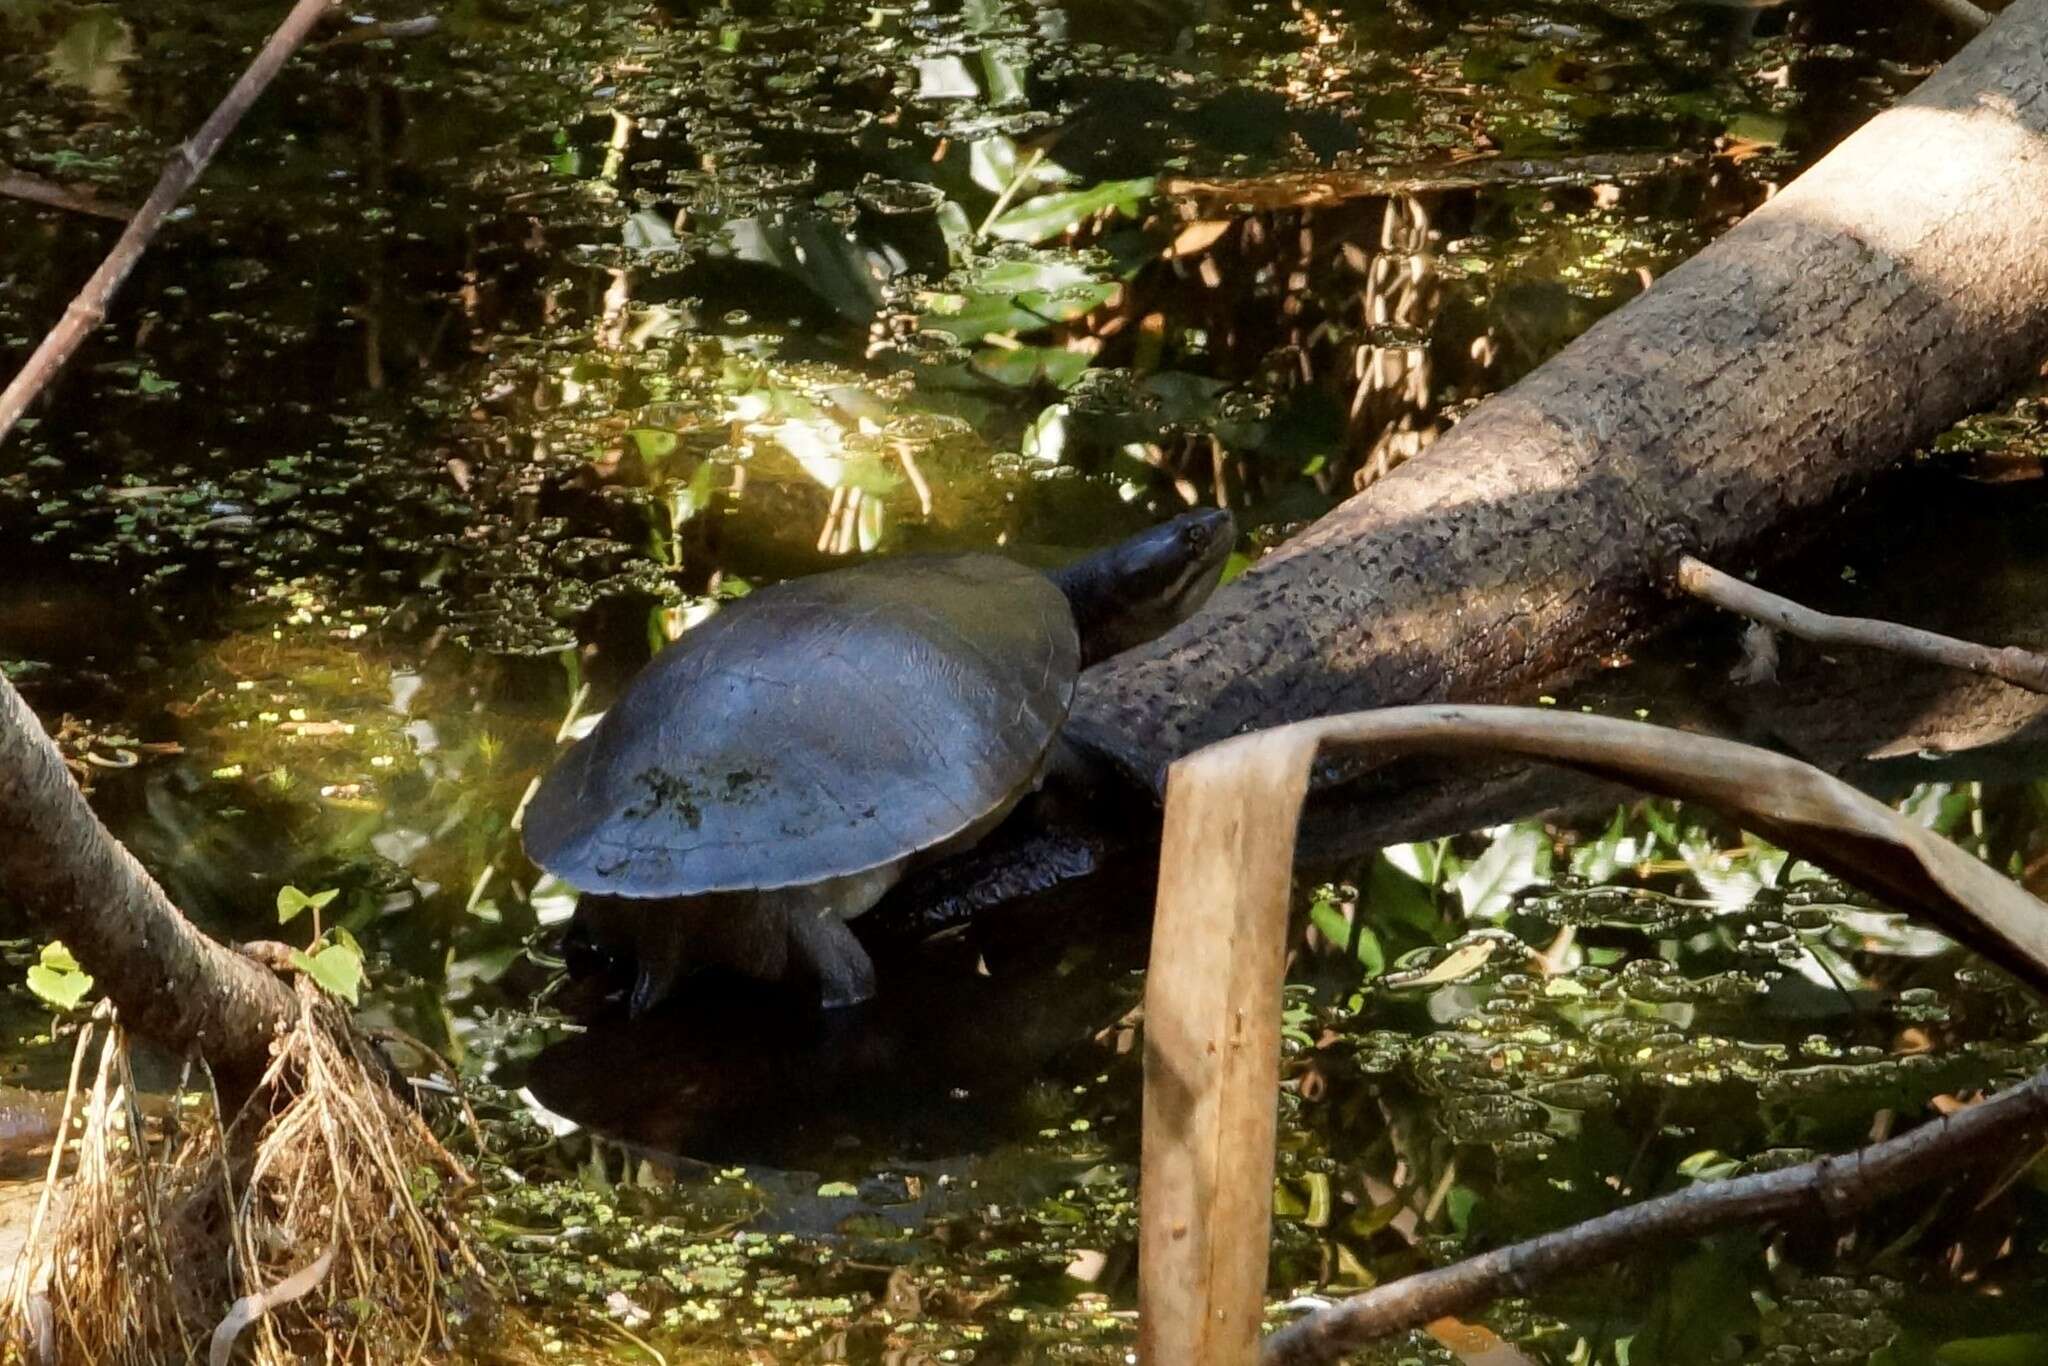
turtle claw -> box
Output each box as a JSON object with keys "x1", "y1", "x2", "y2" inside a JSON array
[
  {"x1": 626, "y1": 949, "x2": 684, "y2": 1018},
  {"x1": 627, "y1": 969, "x2": 664, "y2": 1018}
]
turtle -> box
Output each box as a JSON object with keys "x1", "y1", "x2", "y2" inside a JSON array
[{"x1": 523, "y1": 507, "x2": 1235, "y2": 1014}]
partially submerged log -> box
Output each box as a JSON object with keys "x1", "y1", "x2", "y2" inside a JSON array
[{"x1": 1071, "y1": 1, "x2": 2048, "y2": 797}]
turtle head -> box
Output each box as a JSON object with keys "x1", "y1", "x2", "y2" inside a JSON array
[{"x1": 1050, "y1": 508, "x2": 1235, "y2": 667}]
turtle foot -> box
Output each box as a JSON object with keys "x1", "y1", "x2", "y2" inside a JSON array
[
  {"x1": 790, "y1": 911, "x2": 877, "y2": 1009},
  {"x1": 627, "y1": 963, "x2": 676, "y2": 1018}
]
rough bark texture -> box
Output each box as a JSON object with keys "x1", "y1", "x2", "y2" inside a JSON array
[
  {"x1": 1070, "y1": 2, "x2": 2048, "y2": 792},
  {"x1": 0, "y1": 677, "x2": 294, "y2": 1087},
  {"x1": 1287, "y1": 473, "x2": 2048, "y2": 864}
]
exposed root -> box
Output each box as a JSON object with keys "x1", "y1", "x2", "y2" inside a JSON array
[{"x1": 1, "y1": 981, "x2": 486, "y2": 1364}]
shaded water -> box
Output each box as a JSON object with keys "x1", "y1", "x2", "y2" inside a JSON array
[{"x1": 5, "y1": 0, "x2": 2048, "y2": 1360}]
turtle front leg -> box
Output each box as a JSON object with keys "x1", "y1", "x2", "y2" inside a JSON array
[
  {"x1": 628, "y1": 942, "x2": 685, "y2": 1019},
  {"x1": 787, "y1": 910, "x2": 878, "y2": 1008}
]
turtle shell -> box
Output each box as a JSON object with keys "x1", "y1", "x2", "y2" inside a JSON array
[{"x1": 524, "y1": 554, "x2": 1080, "y2": 899}]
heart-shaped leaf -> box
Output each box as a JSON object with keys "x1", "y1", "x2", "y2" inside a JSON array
[
  {"x1": 291, "y1": 939, "x2": 363, "y2": 1005},
  {"x1": 26, "y1": 941, "x2": 92, "y2": 1011},
  {"x1": 277, "y1": 885, "x2": 339, "y2": 924}
]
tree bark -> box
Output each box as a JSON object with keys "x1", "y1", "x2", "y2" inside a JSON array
[
  {"x1": 0, "y1": 676, "x2": 294, "y2": 1090},
  {"x1": 1069, "y1": 1, "x2": 2048, "y2": 793}
]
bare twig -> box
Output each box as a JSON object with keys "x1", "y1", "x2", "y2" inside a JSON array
[
  {"x1": 0, "y1": 168, "x2": 132, "y2": 222},
  {"x1": 977, "y1": 145, "x2": 1046, "y2": 238},
  {"x1": 890, "y1": 441, "x2": 935, "y2": 517},
  {"x1": 0, "y1": 0, "x2": 338, "y2": 447},
  {"x1": 1678, "y1": 555, "x2": 2048, "y2": 694},
  {"x1": 1260, "y1": 1069, "x2": 2048, "y2": 1365}
]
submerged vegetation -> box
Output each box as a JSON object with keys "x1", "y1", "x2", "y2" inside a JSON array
[{"x1": 5, "y1": 0, "x2": 2048, "y2": 1360}]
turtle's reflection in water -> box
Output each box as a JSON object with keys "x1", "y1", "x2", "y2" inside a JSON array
[{"x1": 516, "y1": 905, "x2": 1151, "y2": 1173}]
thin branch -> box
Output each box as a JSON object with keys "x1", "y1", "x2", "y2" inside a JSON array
[
  {"x1": 1260, "y1": 1069, "x2": 2048, "y2": 1365},
  {"x1": 0, "y1": 0, "x2": 338, "y2": 447},
  {"x1": 0, "y1": 168, "x2": 132, "y2": 222},
  {"x1": 1677, "y1": 555, "x2": 2048, "y2": 694}
]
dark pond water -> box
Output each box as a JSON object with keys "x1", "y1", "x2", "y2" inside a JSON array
[{"x1": 6, "y1": 0, "x2": 2048, "y2": 1360}]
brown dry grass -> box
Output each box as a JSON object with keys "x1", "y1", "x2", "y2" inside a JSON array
[{"x1": 1, "y1": 982, "x2": 484, "y2": 1364}]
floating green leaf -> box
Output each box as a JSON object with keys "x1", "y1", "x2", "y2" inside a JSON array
[
  {"x1": 629, "y1": 428, "x2": 679, "y2": 463},
  {"x1": 968, "y1": 136, "x2": 1068, "y2": 198},
  {"x1": 972, "y1": 343, "x2": 1092, "y2": 390},
  {"x1": 1309, "y1": 891, "x2": 1385, "y2": 975},
  {"x1": 45, "y1": 10, "x2": 134, "y2": 102},
  {"x1": 1935, "y1": 1334, "x2": 2048, "y2": 1365},
  {"x1": 918, "y1": 257, "x2": 1116, "y2": 344}
]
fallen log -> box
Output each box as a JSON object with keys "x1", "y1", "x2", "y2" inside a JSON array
[{"x1": 1069, "y1": 1, "x2": 2048, "y2": 798}]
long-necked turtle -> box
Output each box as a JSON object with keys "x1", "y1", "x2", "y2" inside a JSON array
[{"x1": 523, "y1": 508, "x2": 1234, "y2": 1013}]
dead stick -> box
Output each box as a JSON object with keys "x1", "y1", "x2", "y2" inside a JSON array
[
  {"x1": 0, "y1": 169, "x2": 132, "y2": 222},
  {"x1": 0, "y1": 0, "x2": 338, "y2": 447},
  {"x1": 1261, "y1": 1069, "x2": 2048, "y2": 1365},
  {"x1": 1677, "y1": 555, "x2": 2048, "y2": 694}
]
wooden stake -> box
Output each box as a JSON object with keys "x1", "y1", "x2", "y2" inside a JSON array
[{"x1": 1140, "y1": 729, "x2": 1314, "y2": 1365}]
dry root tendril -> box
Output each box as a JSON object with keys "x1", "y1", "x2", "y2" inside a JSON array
[{"x1": 1, "y1": 981, "x2": 487, "y2": 1365}]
